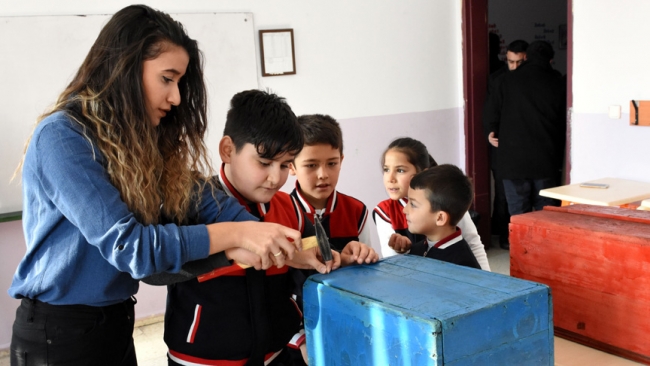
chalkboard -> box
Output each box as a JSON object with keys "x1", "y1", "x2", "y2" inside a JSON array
[{"x1": 0, "y1": 13, "x2": 259, "y2": 215}]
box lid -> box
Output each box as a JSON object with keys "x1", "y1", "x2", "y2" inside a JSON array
[
  {"x1": 309, "y1": 255, "x2": 545, "y2": 319},
  {"x1": 307, "y1": 255, "x2": 552, "y2": 363}
]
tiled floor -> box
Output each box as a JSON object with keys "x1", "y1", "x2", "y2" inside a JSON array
[{"x1": 0, "y1": 241, "x2": 643, "y2": 365}]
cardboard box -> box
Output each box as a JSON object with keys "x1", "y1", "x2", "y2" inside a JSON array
[{"x1": 304, "y1": 255, "x2": 553, "y2": 365}]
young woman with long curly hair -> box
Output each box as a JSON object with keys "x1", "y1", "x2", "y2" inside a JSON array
[{"x1": 7, "y1": 5, "x2": 319, "y2": 365}]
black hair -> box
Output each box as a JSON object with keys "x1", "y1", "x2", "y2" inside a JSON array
[
  {"x1": 382, "y1": 137, "x2": 437, "y2": 172},
  {"x1": 507, "y1": 40, "x2": 529, "y2": 54},
  {"x1": 526, "y1": 40, "x2": 554, "y2": 63},
  {"x1": 296, "y1": 114, "x2": 343, "y2": 154},
  {"x1": 409, "y1": 164, "x2": 473, "y2": 227},
  {"x1": 224, "y1": 89, "x2": 303, "y2": 159}
]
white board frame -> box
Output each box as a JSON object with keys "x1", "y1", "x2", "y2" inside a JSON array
[{"x1": 0, "y1": 12, "x2": 259, "y2": 215}]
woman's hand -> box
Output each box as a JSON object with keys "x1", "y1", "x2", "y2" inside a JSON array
[
  {"x1": 224, "y1": 247, "x2": 266, "y2": 270},
  {"x1": 206, "y1": 221, "x2": 302, "y2": 269}
]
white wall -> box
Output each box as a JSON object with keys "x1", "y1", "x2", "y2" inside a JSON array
[
  {"x1": 0, "y1": 0, "x2": 465, "y2": 349},
  {"x1": 488, "y1": 0, "x2": 568, "y2": 75},
  {"x1": 571, "y1": 0, "x2": 650, "y2": 183}
]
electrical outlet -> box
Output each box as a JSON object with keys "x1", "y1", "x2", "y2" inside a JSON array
[{"x1": 608, "y1": 105, "x2": 621, "y2": 119}]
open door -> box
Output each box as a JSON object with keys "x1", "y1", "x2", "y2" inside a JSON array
[{"x1": 462, "y1": 0, "x2": 573, "y2": 248}]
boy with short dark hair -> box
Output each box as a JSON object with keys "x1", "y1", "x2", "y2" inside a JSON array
[
  {"x1": 285, "y1": 114, "x2": 378, "y2": 362},
  {"x1": 289, "y1": 114, "x2": 378, "y2": 265},
  {"x1": 405, "y1": 164, "x2": 480, "y2": 269},
  {"x1": 160, "y1": 90, "x2": 339, "y2": 366}
]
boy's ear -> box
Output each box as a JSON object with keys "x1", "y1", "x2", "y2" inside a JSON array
[
  {"x1": 289, "y1": 161, "x2": 297, "y2": 176},
  {"x1": 435, "y1": 211, "x2": 451, "y2": 227},
  {"x1": 219, "y1": 136, "x2": 234, "y2": 163},
  {"x1": 340, "y1": 153, "x2": 345, "y2": 165}
]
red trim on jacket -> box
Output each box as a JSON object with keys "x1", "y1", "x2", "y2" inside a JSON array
[
  {"x1": 168, "y1": 349, "x2": 281, "y2": 366},
  {"x1": 291, "y1": 182, "x2": 368, "y2": 243},
  {"x1": 373, "y1": 198, "x2": 408, "y2": 231}
]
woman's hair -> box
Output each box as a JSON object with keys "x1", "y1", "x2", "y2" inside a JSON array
[
  {"x1": 27, "y1": 5, "x2": 211, "y2": 224},
  {"x1": 381, "y1": 137, "x2": 437, "y2": 172}
]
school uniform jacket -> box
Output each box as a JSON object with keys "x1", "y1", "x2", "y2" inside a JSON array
[
  {"x1": 164, "y1": 167, "x2": 305, "y2": 365},
  {"x1": 373, "y1": 198, "x2": 491, "y2": 271},
  {"x1": 289, "y1": 183, "x2": 371, "y2": 308},
  {"x1": 409, "y1": 228, "x2": 481, "y2": 270},
  {"x1": 290, "y1": 182, "x2": 371, "y2": 251}
]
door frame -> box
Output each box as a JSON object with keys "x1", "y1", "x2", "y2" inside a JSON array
[
  {"x1": 461, "y1": 0, "x2": 490, "y2": 246},
  {"x1": 461, "y1": 0, "x2": 573, "y2": 246}
]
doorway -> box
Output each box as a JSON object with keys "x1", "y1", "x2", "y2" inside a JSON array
[{"x1": 462, "y1": 0, "x2": 571, "y2": 246}]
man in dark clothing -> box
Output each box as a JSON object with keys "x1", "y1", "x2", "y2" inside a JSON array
[
  {"x1": 486, "y1": 40, "x2": 566, "y2": 219},
  {"x1": 482, "y1": 39, "x2": 528, "y2": 250}
]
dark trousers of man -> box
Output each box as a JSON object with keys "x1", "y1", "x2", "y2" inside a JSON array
[
  {"x1": 491, "y1": 171, "x2": 511, "y2": 246},
  {"x1": 11, "y1": 297, "x2": 137, "y2": 366},
  {"x1": 502, "y1": 177, "x2": 561, "y2": 216}
]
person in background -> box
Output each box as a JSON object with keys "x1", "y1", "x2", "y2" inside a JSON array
[
  {"x1": 486, "y1": 40, "x2": 566, "y2": 217},
  {"x1": 483, "y1": 39, "x2": 528, "y2": 250},
  {"x1": 372, "y1": 137, "x2": 490, "y2": 271},
  {"x1": 488, "y1": 32, "x2": 505, "y2": 74},
  {"x1": 8, "y1": 6, "x2": 303, "y2": 366}
]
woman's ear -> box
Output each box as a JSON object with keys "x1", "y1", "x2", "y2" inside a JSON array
[{"x1": 219, "y1": 136, "x2": 234, "y2": 163}]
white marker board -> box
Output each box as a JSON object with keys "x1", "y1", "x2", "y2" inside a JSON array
[{"x1": 0, "y1": 12, "x2": 259, "y2": 215}]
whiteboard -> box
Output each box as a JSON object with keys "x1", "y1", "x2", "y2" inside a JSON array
[{"x1": 0, "y1": 13, "x2": 259, "y2": 214}]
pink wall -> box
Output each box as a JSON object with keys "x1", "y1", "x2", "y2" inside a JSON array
[
  {"x1": 0, "y1": 221, "x2": 24, "y2": 350},
  {"x1": 282, "y1": 108, "x2": 465, "y2": 246}
]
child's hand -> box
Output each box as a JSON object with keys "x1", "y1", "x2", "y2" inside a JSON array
[
  {"x1": 340, "y1": 241, "x2": 379, "y2": 266},
  {"x1": 388, "y1": 233, "x2": 412, "y2": 254},
  {"x1": 286, "y1": 247, "x2": 341, "y2": 274}
]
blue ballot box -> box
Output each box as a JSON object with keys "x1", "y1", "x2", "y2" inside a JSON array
[{"x1": 303, "y1": 255, "x2": 553, "y2": 365}]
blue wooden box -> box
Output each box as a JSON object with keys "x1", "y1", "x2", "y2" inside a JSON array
[{"x1": 303, "y1": 255, "x2": 553, "y2": 365}]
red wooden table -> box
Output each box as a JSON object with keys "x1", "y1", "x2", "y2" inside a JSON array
[{"x1": 510, "y1": 205, "x2": 650, "y2": 364}]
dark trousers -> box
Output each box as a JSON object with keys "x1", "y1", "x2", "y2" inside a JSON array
[
  {"x1": 502, "y1": 177, "x2": 561, "y2": 216},
  {"x1": 11, "y1": 298, "x2": 137, "y2": 366},
  {"x1": 491, "y1": 172, "x2": 511, "y2": 244}
]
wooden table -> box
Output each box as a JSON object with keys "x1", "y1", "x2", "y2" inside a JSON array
[
  {"x1": 510, "y1": 205, "x2": 650, "y2": 364},
  {"x1": 539, "y1": 177, "x2": 650, "y2": 207}
]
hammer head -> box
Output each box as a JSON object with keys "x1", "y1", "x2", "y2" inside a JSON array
[{"x1": 313, "y1": 215, "x2": 333, "y2": 262}]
